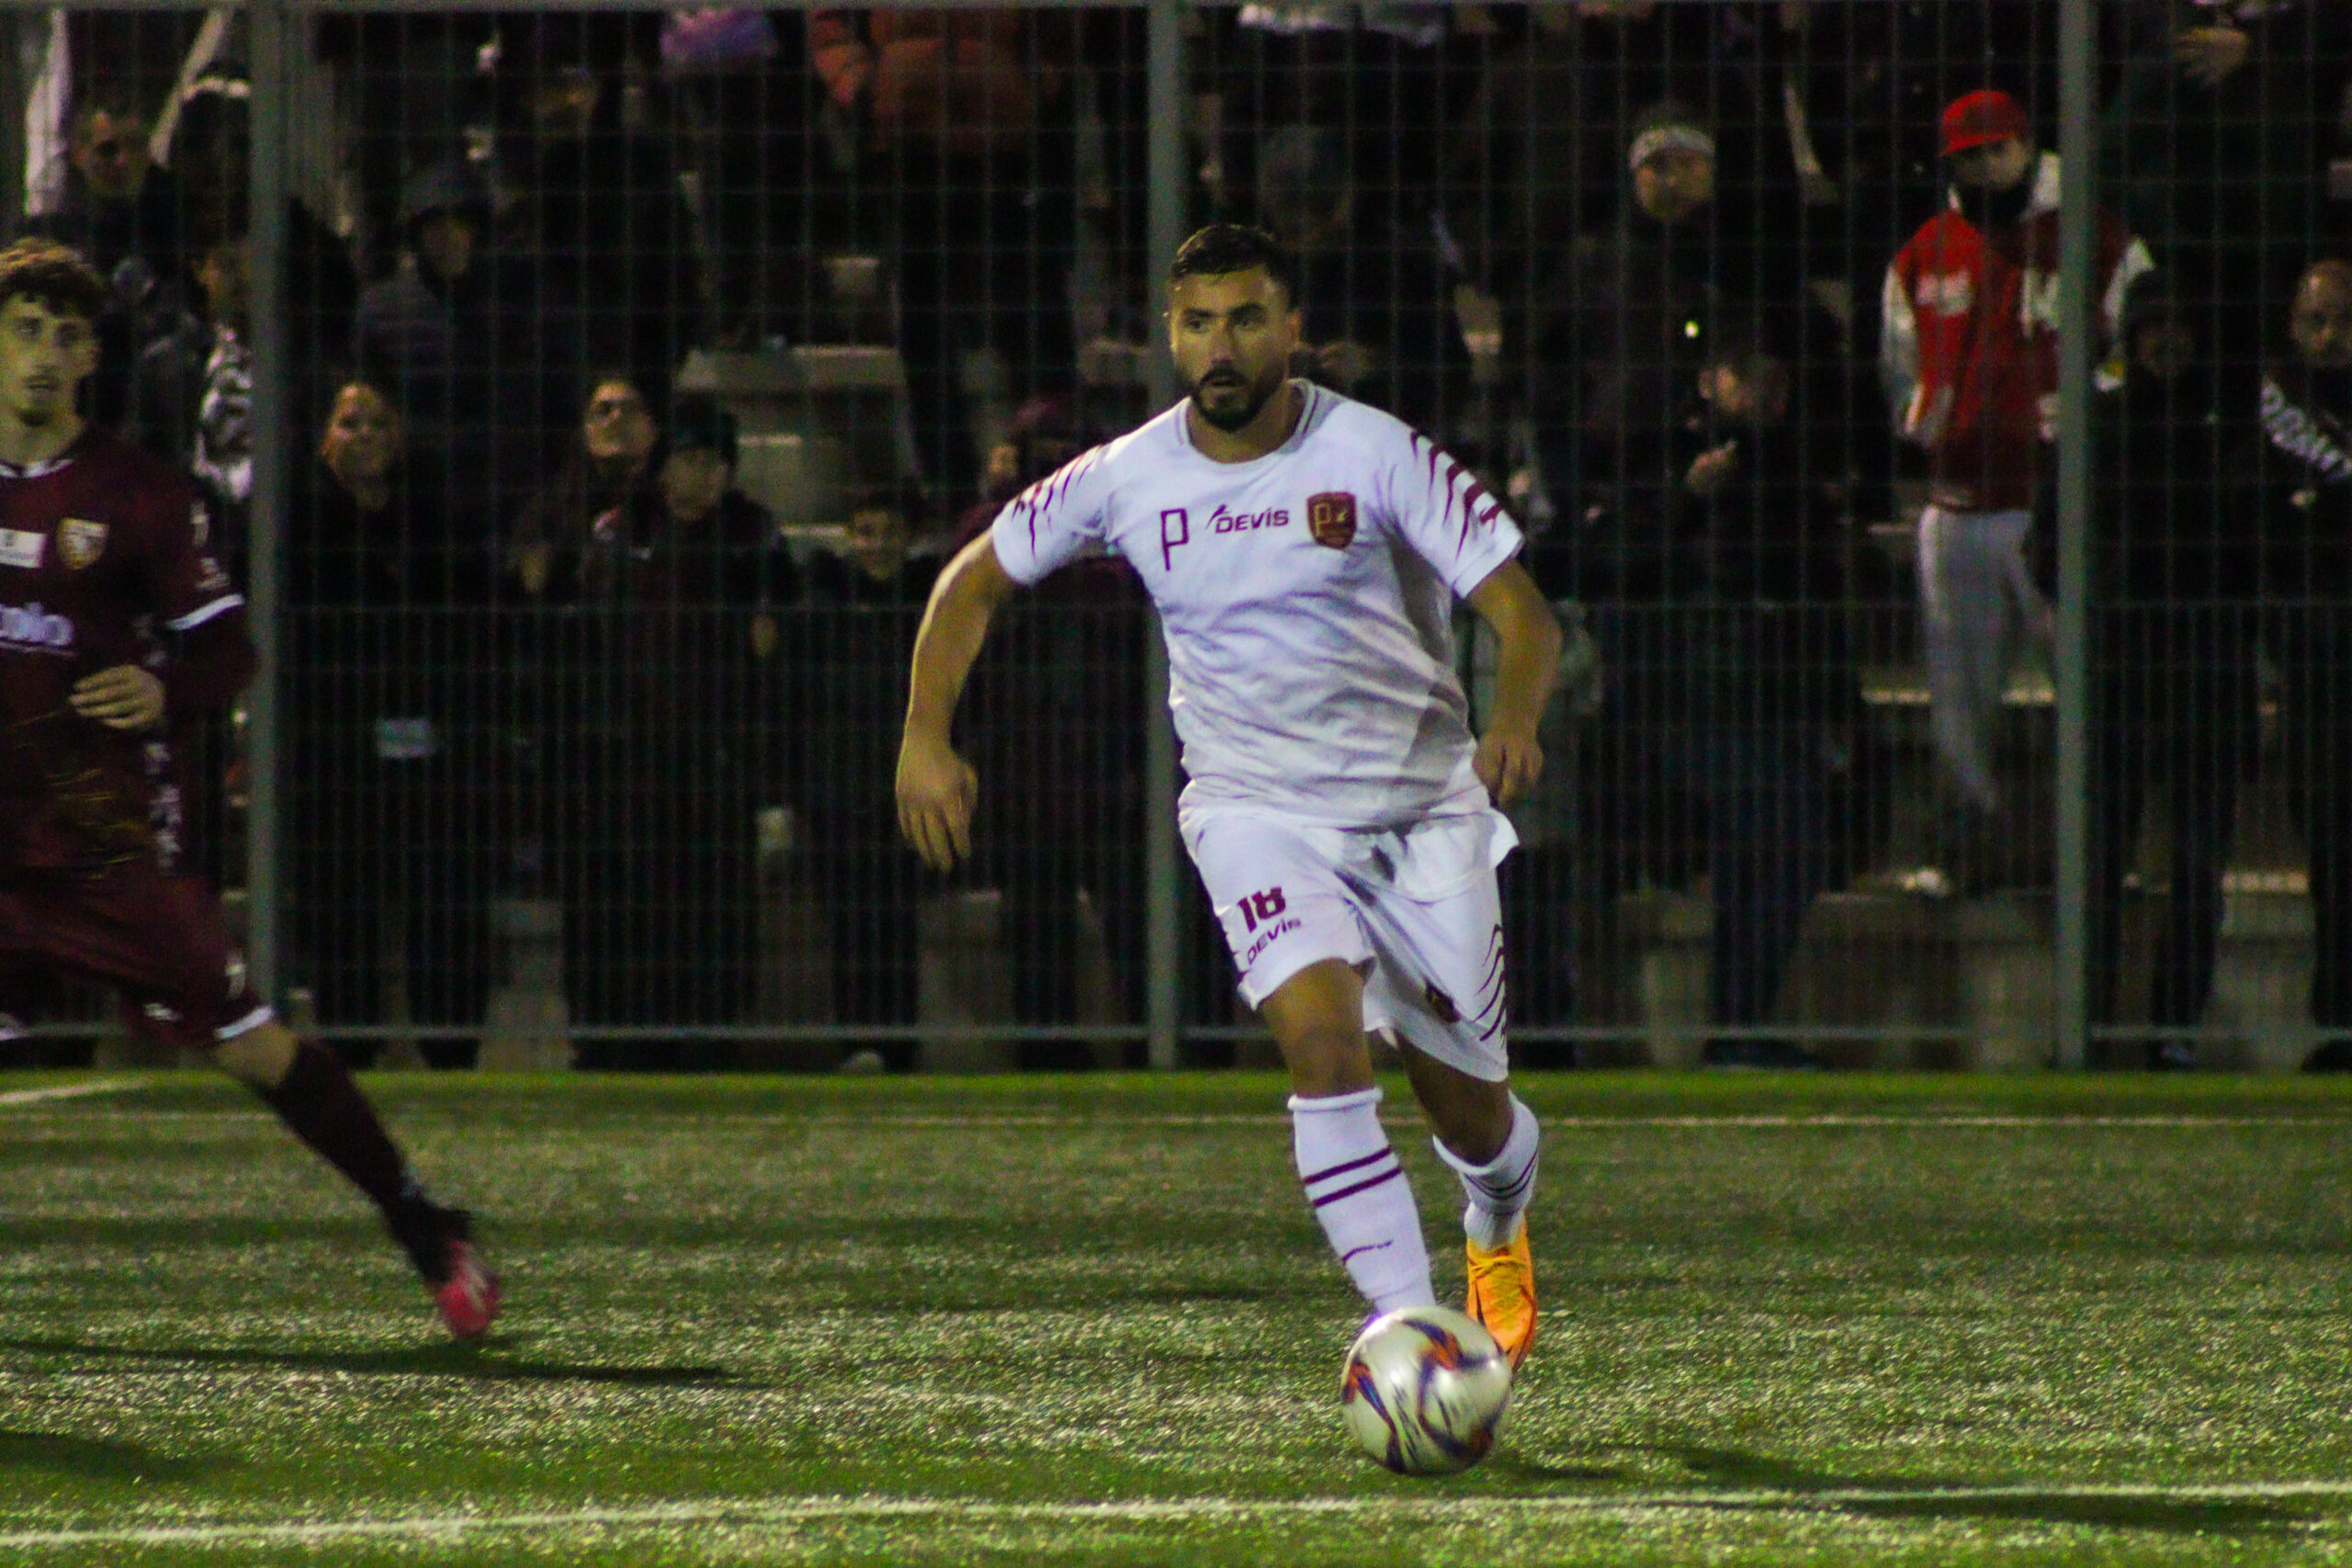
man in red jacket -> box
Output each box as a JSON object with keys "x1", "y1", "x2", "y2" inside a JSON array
[{"x1": 1882, "y1": 90, "x2": 2151, "y2": 860}]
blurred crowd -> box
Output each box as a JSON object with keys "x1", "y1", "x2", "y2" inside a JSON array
[{"x1": 24, "y1": 1, "x2": 2352, "y2": 1068}]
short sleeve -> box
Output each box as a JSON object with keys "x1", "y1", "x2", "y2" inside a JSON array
[
  {"x1": 990, "y1": 446, "x2": 1113, "y2": 586},
  {"x1": 1383, "y1": 426, "x2": 1523, "y2": 598},
  {"x1": 145, "y1": 487, "x2": 243, "y2": 633}
]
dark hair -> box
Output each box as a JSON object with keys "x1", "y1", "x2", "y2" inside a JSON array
[
  {"x1": 71, "y1": 93, "x2": 146, "y2": 137},
  {"x1": 580, "y1": 368, "x2": 654, "y2": 419},
  {"x1": 0, "y1": 238, "x2": 109, "y2": 323},
  {"x1": 1169, "y1": 223, "x2": 1299, "y2": 304},
  {"x1": 1699, "y1": 318, "x2": 1789, "y2": 374},
  {"x1": 667, "y1": 392, "x2": 739, "y2": 467},
  {"x1": 845, "y1": 477, "x2": 928, "y2": 523}
]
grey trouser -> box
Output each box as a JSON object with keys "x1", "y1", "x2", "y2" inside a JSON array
[{"x1": 1917, "y1": 504, "x2": 2047, "y2": 813}]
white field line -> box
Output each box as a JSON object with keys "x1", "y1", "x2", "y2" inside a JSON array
[
  {"x1": 11, "y1": 1104, "x2": 2352, "y2": 1132},
  {"x1": 8, "y1": 1483, "x2": 2352, "y2": 1551},
  {"x1": 629, "y1": 1112, "x2": 2352, "y2": 1130},
  {"x1": 0, "y1": 1077, "x2": 146, "y2": 1110}
]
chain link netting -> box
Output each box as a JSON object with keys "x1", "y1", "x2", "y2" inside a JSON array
[{"x1": 6, "y1": 2, "x2": 2348, "y2": 1073}]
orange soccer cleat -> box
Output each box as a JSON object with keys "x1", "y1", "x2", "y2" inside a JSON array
[{"x1": 1464, "y1": 1221, "x2": 1535, "y2": 1371}]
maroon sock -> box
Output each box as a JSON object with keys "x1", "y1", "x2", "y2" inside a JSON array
[{"x1": 254, "y1": 1041, "x2": 439, "y2": 1247}]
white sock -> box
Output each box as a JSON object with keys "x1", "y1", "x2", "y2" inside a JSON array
[
  {"x1": 1434, "y1": 1095, "x2": 1540, "y2": 1250},
  {"x1": 1290, "y1": 1088, "x2": 1434, "y2": 1314}
]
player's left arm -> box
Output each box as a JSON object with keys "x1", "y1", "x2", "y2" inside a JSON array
[{"x1": 1464, "y1": 558, "x2": 1561, "y2": 808}]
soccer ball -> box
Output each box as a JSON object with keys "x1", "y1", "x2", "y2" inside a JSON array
[{"x1": 1339, "y1": 1305, "x2": 1513, "y2": 1475}]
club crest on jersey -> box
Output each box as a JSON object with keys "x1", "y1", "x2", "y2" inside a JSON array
[
  {"x1": 1307, "y1": 491, "x2": 1357, "y2": 550},
  {"x1": 56, "y1": 518, "x2": 107, "y2": 570}
]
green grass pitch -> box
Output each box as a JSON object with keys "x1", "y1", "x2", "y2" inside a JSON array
[{"x1": 8, "y1": 1069, "x2": 2352, "y2": 1564}]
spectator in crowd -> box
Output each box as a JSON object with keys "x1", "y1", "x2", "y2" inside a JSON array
[
  {"x1": 1254, "y1": 123, "x2": 1466, "y2": 434},
  {"x1": 311, "y1": 12, "x2": 502, "y2": 279},
  {"x1": 1770, "y1": 3, "x2": 2061, "y2": 342},
  {"x1": 22, "y1": 95, "x2": 188, "y2": 424},
  {"x1": 1532, "y1": 98, "x2": 1810, "y2": 537},
  {"x1": 1212, "y1": 2, "x2": 1476, "y2": 224},
  {"x1": 355, "y1": 159, "x2": 555, "y2": 518},
  {"x1": 2105, "y1": 0, "x2": 2352, "y2": 414},
  {"x1": 662, "y1": 8, "x2": 831, "y2": 350},
  {"x1": 1450, "y1": 5, "x2": 1678, "y2": 299},
  {"x1": 1582, "y1": 329, "x2": 1862, "y2": 1066},
  {"x1": 956, "y1": 398, "x2": 1148, "y2": 1066},
  {"x1": 1882, "y1": 89, "x2": 2150, "y2": 880},
  {"x1": 810, "y1": 7, "x2": 1079, "y2": 502},
  {"x1": 285, "y1": 378, "x2": 493, "y2": 1063},
  {"x1": 2088, "y1": 276, "x2": 2259, "y2": 1069},
  {"x1": 28, "y1": 95, "x2": 187, "y2": 277},
  {"x1": 510, "y1": 373, "x2": 662, "y2": 598},
  {"x1": 130, "y1": 237, "x2": 252, "y2": 520},
  {"x1": 509, "y1": 371, "x2": 658, "y2": 1049},
  {"x1": 514, "y1": 383, "x2": 786, "y2": 1061},
  {"x1": 136, "y1": 76, "x2": 359, "y2": 433},
  {"x1": 505, "y1": 28, "x2": 704, "y2": 393},
  {"x1": 2233, "y1": 257, "x2": 2352, "y2": 1071},
  {"x1": 800, "y1": 485, "x2": 942, "y2": 1071}
]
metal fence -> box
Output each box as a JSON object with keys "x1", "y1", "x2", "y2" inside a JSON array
[{"x1": 9, "y1": 1, "x2": 2349, "y2": 1072}]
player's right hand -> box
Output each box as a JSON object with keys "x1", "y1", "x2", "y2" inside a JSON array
[{"x1": 896, "y1": 731, "x2": 978, "y2": 872}]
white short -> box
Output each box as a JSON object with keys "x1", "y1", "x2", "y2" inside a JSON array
[{"x1": 1181, "y1": 805, "x2": 1519, "y2": 1082}]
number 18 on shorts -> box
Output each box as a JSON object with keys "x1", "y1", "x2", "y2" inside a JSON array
[{"x1": 1184, "y1": 807, "x2": 1517, "y2": 1083}]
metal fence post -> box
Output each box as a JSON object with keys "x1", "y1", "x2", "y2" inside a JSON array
[
  {"x1": 245, "y1": 0, "x2": 291, "y2": 998},
  {"x1": 2053, "y1": 0, "x2": 2097, "y2": 1070},
  {"x1": 1143, "y1": 0, "x2": 1184, "y2": 1069}
]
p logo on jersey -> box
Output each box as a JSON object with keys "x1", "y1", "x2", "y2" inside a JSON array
[
  {"x1": 1307, "y1": 491, "x2": 1357, "y2": 550},
  {"x1": 57, "y1": 519, "x2": 107, "y2": 570}
]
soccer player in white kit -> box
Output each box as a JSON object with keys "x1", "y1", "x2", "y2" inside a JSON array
[{"x1": 897, "y1": 224, "x2": 1562, "y2": 1367}]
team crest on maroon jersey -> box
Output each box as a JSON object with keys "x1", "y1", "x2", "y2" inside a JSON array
[
  {"x1": 56, "y1": 518, "x2": 107, "y2": 570},
  {"x1": 1307, "y1": 491, "x2": 1357, "y2": 549}
]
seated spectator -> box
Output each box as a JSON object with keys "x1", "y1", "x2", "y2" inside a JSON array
[
  {"x1": 956, "y1": 399, "x2": 1149, "y2": 1065},
  {"x1": 1578, "y1": 330, "x2": 1860, "y2": 1066},
  {"x1": 21, "y1": 94, "x2": 187, "y2": 424},
  {"x1": 509, "y1": 374, "x2": 661, "y2": 601},
  {"x1": 1255, "y1": 123, "x2": 1466, "y2": 434},
  {"x1": 798, "y1": 486, "x2": 943, "y2": 1070},
  {"x1": 285, "y1": 378, "x2": 492, "y2": 1062},
  {"x1": 355, "y1": 160, "x2": 553, "y2": 520},
  {"x1": 2233, "y1": 258, "x2": 2352, "y2": 1069},
  {"x1": 130, "y1": 237, "x2": 251, "y2": 520},
  {"x1": 1531, "y1": 99, "x2": 1810, "y2": 547},
  {"x1": 1447, "y1": 1, "x2": 1758, "y2": 313},
  {"x1": 515, "y1": 383, "x2": 788, "y2": 1056}
]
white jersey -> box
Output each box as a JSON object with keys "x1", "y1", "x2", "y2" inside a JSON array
[{"x1": 991, "y1": 382, "x2": 1522, "y2": 828}]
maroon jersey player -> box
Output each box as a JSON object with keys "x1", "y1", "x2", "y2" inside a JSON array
[{"x1": 0, "y1": 238, "x2": 499, "y2": 1339}]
